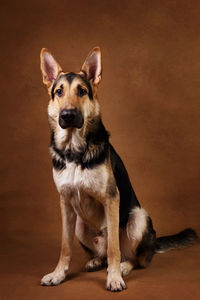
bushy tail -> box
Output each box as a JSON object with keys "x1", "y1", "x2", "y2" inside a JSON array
[{"x1": 155, "y1": 228, "x2": 199, "y2": 253}]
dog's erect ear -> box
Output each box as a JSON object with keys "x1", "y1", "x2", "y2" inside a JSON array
[
  {"x1": 81, "y1": 47, "x2": 102, "y2": 85},
  {"x1": 40, "y1": 48, "x2": 62, "y2": 88}
]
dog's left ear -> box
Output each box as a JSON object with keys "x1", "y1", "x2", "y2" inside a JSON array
[
  {"x1": 81, "y1": 47, "x2": 102, "y2": 85},
  {"x1": 40, "y1": 48, "x2": 62, "y2": 88}
]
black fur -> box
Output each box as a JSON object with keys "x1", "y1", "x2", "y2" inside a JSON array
[
  {"x1": 77, "y1": 84, "x2": 88, "y2": 97},
  {"x1": 136, "y1": 222, "x2": 198, "y2": 265},
  {"x1": 65, "y1": 72, "x2": 77, "y2": 85},
  {"x1": 50, "y1": 131, "x2": 65, "y2": 160},
  {"x1": 155, "y1": 228, "x2": 198, "y2": 253},
  {"x1": 50, "y1": 131, "x2": 66, "y2": 170},
  {"x1": 82, "y1": 119, "x2": 109, "y2": 168},
  {"x1": 51, "y1": 76, "x2": 63, "y2": 100},
  {"x1": 78, "y1": 74, "x2": 93, "y2": 100},
  {"x1": 52, "y1": 156, "x2": 66, "y2": 170},
  {"x1": 136, "y1": 216, "x2": 156, "y2": 268},
  {"x1": 110, "y1": 145, "x2": 140, "y2": 228},
  {"x1": 64, "y1": 147, "x2": 85, "y2": 165},
  {"x1": 107, "y1": 183, "x2": 117, "y2": 198}
]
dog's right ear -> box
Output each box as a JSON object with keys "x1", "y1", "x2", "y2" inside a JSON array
[{"x1": 40, "y1": 48, "x2": 62, "y2": 88}]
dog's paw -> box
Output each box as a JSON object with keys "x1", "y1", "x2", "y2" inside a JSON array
[
  {"x1": 120, "y1": 261, "x2": 133, "y2": 277},
  {"x1": 40, "y1": 270, "x2": 66, "y2": 286},
  {"x1": 106, "y1": 275, "x2": 126, "y2": 292},
  {"x1": 85, "y1": 257, "x2": 104, "y2": 272}
]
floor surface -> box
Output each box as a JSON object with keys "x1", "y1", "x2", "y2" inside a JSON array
[{"x1": 1, "y1": 234, "x2": 199, "y2": 300}]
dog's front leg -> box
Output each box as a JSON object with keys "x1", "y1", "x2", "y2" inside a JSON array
[
  {"x1": 105, "y1": 195, "x2": 126, "y2": 292},
  {"x1": 41, "y1": 195, "x2": 76, "y2": 286}
]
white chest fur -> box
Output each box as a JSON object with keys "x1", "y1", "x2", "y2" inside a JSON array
[
  {"x1": 53, "y1": 162, "x2": 108, "y2": 230},
  {"x1": 53, "y1": 162, "x2": 109, "y2": 197}
]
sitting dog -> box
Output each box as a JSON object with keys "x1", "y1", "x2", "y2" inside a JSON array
[{"x1": 40, "y1": 47, "x2": 198, "y2": 292}]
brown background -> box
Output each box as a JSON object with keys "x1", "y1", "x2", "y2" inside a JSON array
[{"x1": 0, "y1": 0, "x2": 200, "y2": 299}]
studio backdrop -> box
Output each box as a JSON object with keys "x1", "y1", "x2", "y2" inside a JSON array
[{"x1": 0, "y1": 1, "x2": 199, "y2": 300}]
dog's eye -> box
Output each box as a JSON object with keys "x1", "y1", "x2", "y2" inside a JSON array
[
  {"x1": 78, "y1": 86, "x2": 88, "y2": 97},
  {"x1": 55, "y1": 89, "x2": 63, "y2": 97}
]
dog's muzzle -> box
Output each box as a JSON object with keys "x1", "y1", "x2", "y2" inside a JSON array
[{"x1": 59, "y1": 108, "x2": 84, "y2": 129}]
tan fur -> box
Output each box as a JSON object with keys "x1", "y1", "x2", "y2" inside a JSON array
[
  {"x1": 41, "y1": 196, "x2": 76, "y2": 285},
  {"x1": 91, "y1": 207, "x2": 149, "y2": 263},
  {"x1": 47, "y1": 75, "x2": 100, "y2": 152}
]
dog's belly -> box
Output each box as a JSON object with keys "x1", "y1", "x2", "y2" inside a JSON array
[
  {"x1": 71, "y1": 190, "x2": 106, "y2": 231},
  {"x1": 53, "y1": 162, "x2": 108, "y2": 230}
]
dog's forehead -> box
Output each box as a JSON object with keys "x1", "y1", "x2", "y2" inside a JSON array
[
  {"x1": 51, "y1": 72, "x2": 93, "y2": 100},
  {"x1": 64, "y1": 72, "x2": 81, "y2": 85},
  {"x1": 55, "y1": 72, "x2": 84, "y2": 87}
]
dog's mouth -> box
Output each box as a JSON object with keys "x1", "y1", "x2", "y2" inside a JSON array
[{"x1": 58, "y1": 108, "x2": 84, "y2": 129}]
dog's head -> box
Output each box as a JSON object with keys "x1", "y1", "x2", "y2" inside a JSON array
[{"x1": 40, "y1": 47, "x2": 102, "y2": 132}]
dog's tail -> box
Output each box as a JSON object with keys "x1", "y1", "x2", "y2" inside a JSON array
[{"x1": 155, "y1": 228, "x2": 198, "y2": 253}]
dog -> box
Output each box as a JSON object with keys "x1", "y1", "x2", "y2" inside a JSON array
[{"x1": 40, "y1": 47, "x2": 198, "y2": 292}]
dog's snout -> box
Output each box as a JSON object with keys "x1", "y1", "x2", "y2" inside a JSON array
[
  {"x1": 59, "y1": 108, "x2": 84, "y2": 129},
  {"x1": 60, "y1": 109, "x2": 77, "y2": 122}
]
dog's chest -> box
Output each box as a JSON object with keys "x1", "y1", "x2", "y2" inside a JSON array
[
  {"x1": 53, "y1": 162, "x2": 109, "y2": 197},
  {"x1": 53, "y1": 162, "x2": 108, "y2": 229}
]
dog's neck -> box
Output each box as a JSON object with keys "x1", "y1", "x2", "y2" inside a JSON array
[
  {"x1": 50, "y1": 117, "x2": 110, "y2": 169},
  {"x1": 56, "y1": 126, "x2": 86, "y2": 154}
]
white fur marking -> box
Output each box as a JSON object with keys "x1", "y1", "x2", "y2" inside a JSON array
[
  {"x1": 127, "y1": 207, "x2": 148, "y2": 241},
  {"x1": 53, "y1": 162, "x2": 109, "y2": 196}
]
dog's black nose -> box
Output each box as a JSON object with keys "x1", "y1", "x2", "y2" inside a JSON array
[
  {"x1": 60, "y1": 109, "x2": 77, "y2": 122},
  {"x1": 59, "y1": 108, "x2": 83, "y2": 129}
]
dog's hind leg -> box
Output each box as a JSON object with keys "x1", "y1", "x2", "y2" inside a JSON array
[
  {"x1": 120, "y1": 207, "x2": 156, "y2": 276},
  {"x1": 85, "y1": 256, "x2": 105, "y2": 272},
  {"x1": 120, "y1": 261, "x2": 134, "y2": 277},
  {"x1": 75, "y1": 216, "x2": 105, "y2": 271},
  {"x1": 135, "y1": 214, "x2": 157, "y2": 268}
]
